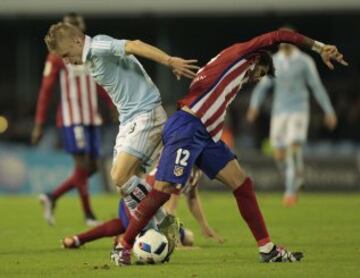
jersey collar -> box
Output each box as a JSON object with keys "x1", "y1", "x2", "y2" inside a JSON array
[{"x1": 82, "y1": 35, "x2": 92, "y2": 63}]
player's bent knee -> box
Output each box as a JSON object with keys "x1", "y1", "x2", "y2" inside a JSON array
[
  {"x1": 110, "y1": 167, "x2": 132, "y2": 188},
  {"x1": 216, "y1": 160, "x2": 247, "y2": 190}
]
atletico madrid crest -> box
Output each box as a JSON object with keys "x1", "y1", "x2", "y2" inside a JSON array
[{"x1": 174, "y1": 166, "x2": 184, "y2": 177}]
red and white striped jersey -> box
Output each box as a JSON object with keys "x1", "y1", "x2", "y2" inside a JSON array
[
  {"x1": 35, "y1": 53, "x2": 112, "y2": 127},
  {"x1": 178, "y1": 30, "x2": 305, "y2": 142}
]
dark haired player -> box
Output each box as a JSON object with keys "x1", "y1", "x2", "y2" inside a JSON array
[{"x1": 111, "y1": 29, "x2": 347, "y2": 265}]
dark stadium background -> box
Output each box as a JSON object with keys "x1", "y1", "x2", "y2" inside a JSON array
[{"x1": 0, "y1": 11, "x2": 359, "y2": 192}]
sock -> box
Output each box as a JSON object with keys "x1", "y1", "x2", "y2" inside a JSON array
[
  {"x1": 233, "y1": 177, "x2": 270, "y2": 247},
  {"x1": 50, "y1": 169, "x2": 79, "y2": 200},
  {"x1": 121, "y1": 176, "x2": 154, "y2": 214},
  {"x1": 285, "y1": 149, "x2": 296, "y2": 196},
  {"x1": 77, "y1": 218, "x2": 124, "y2": 244},
  {"x1": 259, "y1": 241, "x2": 275, "y2": 253},
  {"x1": 74, "y1": 168, "x2": 94, "y2": 217},
  {"x1": 275, "y1": 159, "x2": 286, "y2": 179},
  {"x1": 122, "y1": 189, "x2": 171, "y2": 248},
  {"x1": 293, "y1": 147, "x2": 304, "y2": 191}
]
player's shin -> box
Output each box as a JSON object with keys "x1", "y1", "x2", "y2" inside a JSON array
[
  {"x1": 50, "y1": 167, "x2": 86, "y2": 200},
  {"x1": 293, "y1": 147, "x2": 304, "y2": 191},
  {"x1": 121, "y1": 189, "x2": 171, "y2": 248},
  {"x1": 77, "y1": 218, "x2": 124, "y2": 245},
  {"x1": 275, "y1": 159, "x2": 286, "y2": 179},
  {"x1": 285, "y1": 149, "x2": 296, "y2": 196},
  {"x1": 233, "y1": 177, "x2": 273, "y2": 251}
]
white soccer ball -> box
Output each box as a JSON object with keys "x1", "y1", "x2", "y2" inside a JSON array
[{"x1": 133, "y1": 229, "x2": 169, "y2": 264}]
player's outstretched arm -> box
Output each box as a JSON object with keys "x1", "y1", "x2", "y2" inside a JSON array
[
  {"x1": 125, "y1": 40, "x2": 200, "y2": 80},
  {"x1": 302, "y1": 38, "x2": 348, "y2": 70},
  {"x1": 279, "y1": 30, "x2": 348, "y2": 70},
  {"x1": 246, "y1": 30, "x2": 348, "y2": 70},
  {"x1": 164, "y1": 194, "x2": 181, "y2": 215},
  {"x1": 186, "y1": 187, "x2": 224, "y2": 244}
]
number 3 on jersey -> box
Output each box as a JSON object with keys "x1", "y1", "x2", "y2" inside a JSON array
[{"x1": 175, "y1": 148, "x2": 190, "y2": 166}]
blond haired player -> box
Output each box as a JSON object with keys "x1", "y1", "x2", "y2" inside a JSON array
[{"x1": 43, "y1": 22, "x2": 199, "y2": 230}]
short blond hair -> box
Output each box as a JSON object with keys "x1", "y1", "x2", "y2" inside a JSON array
[{"x1": 44, "y1": 22, "x2": 84, "y2": 52}]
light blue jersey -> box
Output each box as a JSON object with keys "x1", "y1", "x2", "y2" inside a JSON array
[
  {"x1": 250, "y1": 48, "x2": 334, "y2": 115},
  {"x1": 82, "y1": 35, "x2": 162, "y2": 124}
]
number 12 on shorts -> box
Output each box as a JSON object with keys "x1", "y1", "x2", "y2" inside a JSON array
[{"x1": 175, "y1": 148, "x2": 190, "y2": 166}]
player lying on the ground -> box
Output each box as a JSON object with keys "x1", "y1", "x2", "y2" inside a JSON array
[
  {"x1": 43, "y1": 23, "x2": 199, "y2": 233},
  {"x1": 111, "y1": 29, "x2": 347, "y2": 265},
  {"x1": 34, "y1": 13, "x2": 115, "y2": 226},
  {"x1": 62, "y1": 168, "x2": 223, "y2": 249},
  {"x1": 246, "y1": 26, "x2": 338, "y2": 207}
]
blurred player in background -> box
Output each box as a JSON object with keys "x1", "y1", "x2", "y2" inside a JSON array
[
  {"x1": 112, "y1": 29, "x2": 347, "y2": 265},
  {"x1": 62, "y1": 168, "x2": 223, "y2": 250},
  {"x1": 32, "y1": 13, "x2": 114, "y2": 226},
  {"x1": 246, "y1": 26, "x2": 337, "y2": 207}
]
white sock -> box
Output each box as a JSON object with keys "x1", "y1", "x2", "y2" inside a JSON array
[
  {"x1": 293, "y1": 147, "x2": 304, "y2": 191},
  {"x1": 285, "y1": 149, "x2": 296, "y2": 196},
  {"x1": 259, "y1": 242, "x2": 275, "y2": 253},
  {"x1": 275, "y1": 159, "x2": 286, "y2": 179}
]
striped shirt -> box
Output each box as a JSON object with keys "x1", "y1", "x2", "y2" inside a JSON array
[
  {"x1": 35, "y1": 53, "x2": 111, "y2": 127},
  {"x1": 178, "y1": 30, "x2": 305, "y2": 142}
]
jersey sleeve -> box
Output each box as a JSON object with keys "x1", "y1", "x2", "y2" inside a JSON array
[
  {"x1": 234, "y1": 30, "x2": 306, "y2": 56},
  {"x1": 249, "y1": 76, "x2": 273, "y2": 109},
  {"x1": 91, "y1": 35, "x2": 127, "y2": 58},
  {"x1": 34, "y1": 53, "x2": 62, "y2": 125},
  {"x1": 304, "y1": 56, "x2": 335, "y2": 114}
]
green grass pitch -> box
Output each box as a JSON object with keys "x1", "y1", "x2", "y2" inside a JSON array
[{"x1": 1, "y1": 192, "x2": 359, "y2": 277}]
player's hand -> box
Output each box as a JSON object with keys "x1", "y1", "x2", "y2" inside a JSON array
[
  {"x1": 168, "y1": 57, "x2": 200, "y2": 80},
  {"x1": 201, "y1": 226, "x2": 224, "y2": 244},
  {"x1": 324, "y1": 113, "x2": 337, "y2": 130},
  {"x1": 246, "y1": 108, "x2": 259, "y2": 123},
  {"x1": 320, "y1": 45, "x2": 348, "y2": 70},
  {"x1": 31, "y1": 124, "x2": 44, "y2": 145}
]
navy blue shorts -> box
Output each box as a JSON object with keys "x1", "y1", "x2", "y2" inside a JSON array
[
  {"x1": 155, "y1": 110, "x2": 235, "y2": 186},
  {"x1": 60, "y1": 125, "x2": 100, "y2": 159}
]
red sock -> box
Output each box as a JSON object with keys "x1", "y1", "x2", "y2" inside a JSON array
[
  {"x1": 122, "y1": 189, "x2": 170, "y2": 248},
  {"x1": 51, "y1": 169, "x2": 79, "y2": 200},
  {"x1": 74, "y1": 168, "x2": 94, "y2": 217},
  {"x1": 233, "y1": 177, "x2": 270, "y2": 246},
  {"x1": 77, "y1": 218, "x2": 124, "y2": 244}
]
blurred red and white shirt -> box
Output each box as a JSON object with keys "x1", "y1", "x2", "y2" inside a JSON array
[{"x1": 35, "y1": 53, "x2": 112, "y2": 127}]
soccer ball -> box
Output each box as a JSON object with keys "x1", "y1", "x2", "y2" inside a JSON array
[{"x1": 133, "y1": 229, "x2": 169, "y2": 264}]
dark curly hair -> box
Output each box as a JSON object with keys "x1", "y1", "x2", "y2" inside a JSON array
[{"x1": 257, "y1": 51, "x2": 275, "y2": 78}]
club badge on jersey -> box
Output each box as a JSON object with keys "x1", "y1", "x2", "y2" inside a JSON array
[{"x1": 174, "y1": 166, "x2": 184, "y2": 177}]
